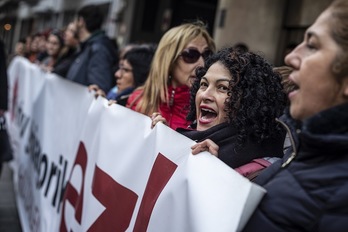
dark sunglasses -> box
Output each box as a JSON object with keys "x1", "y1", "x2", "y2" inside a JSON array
[{"x1": 180, "y1": 48, "x2": 213, "y2": 64}]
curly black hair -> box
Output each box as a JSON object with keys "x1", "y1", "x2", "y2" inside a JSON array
[{"x1": 187, "y1": 47, "x2": 287, "y2": 146}]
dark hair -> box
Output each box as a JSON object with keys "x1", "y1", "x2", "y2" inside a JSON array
[
  {"x1": 77, "y1": 4, "x2": 104, "y2": 33},
  {"x1": 19, "y1": 38, "x2": 26, "y2": 44},
  {"x1": 328, "y1": 0, "x2": 348, "y2": 78},
  {"x1": 123, "y1": 45, "x2": 156, "y2": 87},
  {"x1": 187, "y1": 48, "x2": 287, "y2": 146},
  {"x1": 233, "y1": 42, "x2": 249, "y2": 53}
]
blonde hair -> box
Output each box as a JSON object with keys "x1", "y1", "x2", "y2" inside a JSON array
[{"x1": 132, "y1": 21, "x2": 216, "y2": 115}]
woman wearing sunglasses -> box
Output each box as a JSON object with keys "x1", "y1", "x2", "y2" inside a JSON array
[
  {"x1": 170, "y1": 48, "x2": 287, "y2": 179},
  {"x1": 127, "y1": 21, "x2": 216, "y2": 130}
]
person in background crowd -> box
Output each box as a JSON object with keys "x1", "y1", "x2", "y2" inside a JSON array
[
  {"x1": 52, "y1": 22, "x2": 79, "y2": 78},
  {"x1": 36, "y1": 31, "x2": 49, "y2": 62},
  {"x1": 127, "y1": 21, "x2": 216, "y2": 130},
  {"x1": 40, "y1": 29, "x2": 65, "y2": 72},
  {"x1": 112, "y1": 46, "x2": 155, "y2": 105},
  {"x1": 7, "y1": 38, "x2": 26, "y2": 65},
  {"x1": 16, "y1": 38, "x2": 27, "y2": 56},
  {"x1": 233, "y1": 42, "x2": 249, "y2": 53},
  {"x1": 88, "y1": 43, "x2": 137, "y2": 100},
  {"x1": 106, "y1": 43, "x2": 137, "y2": 99},
  {"x1": 25, "y1": 33, "x2": 41, "y2": 63},
  {"x1": 0, "y1": 39, "x2": 13, "y2": 176},
  {"x1": 89, "y1": 45, "x2": 155, "y2": 106},
  {"x1": 24, "y1": 35, "x2": 32, "y2": 57},
  {"x1": 243, "y1": 0, "x2": 348, "y2": 230},
  {"x1": 66, "y1": 4, "x2": 117, "y2": 93},
  {"x1": 153, "y1": 48, "x2": 287, "y2": 179},
  {"x1": 104, "y1": 43, "x2": 157, "y2": 100}
]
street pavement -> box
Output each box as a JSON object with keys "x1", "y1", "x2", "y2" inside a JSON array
[{"x1": 0, "y1": 162, "x2": 22, "y2": 232}]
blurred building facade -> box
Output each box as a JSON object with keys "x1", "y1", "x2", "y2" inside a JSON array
[{"x1": 0, "y1": 0, "x2": 333, "y2": 65}]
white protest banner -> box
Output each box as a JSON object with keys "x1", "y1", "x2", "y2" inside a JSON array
[
  {"x1": 7, "y1": 57, "x2": 266, "y2": 232},
  {"x1": 7, "y1": 57, "x2": 95, "y2": 231}
]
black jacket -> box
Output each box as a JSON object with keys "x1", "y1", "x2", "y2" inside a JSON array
[
  {"x1": 177, "y1": 122, "x2": 285, "y2": 169},
  {"x1": 243, "y1": 103, "x2": 348, "y2": 232},
  {"x1": 66, "y1": 31, "x2": 117, "y2": 93},
  {"x1": 0, "y1": 39, "x2": 7, "y2": 110},
  {"x1": 52, "y1": 47, "x2": 78, "y2": 78},
  {"x1": 112, "y1": 87, "x2": 135, "y2": 107}
]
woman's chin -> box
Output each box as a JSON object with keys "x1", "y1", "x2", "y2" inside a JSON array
[
  {"x1": 290, "y1": 106, "x2": 304, "y2": 121},
  {"x1": 197, "y1": 123, "x2": 210, "y2": 131},
  {"x1": 197, "y1": 120, "x2": 216, "y2": 131}
]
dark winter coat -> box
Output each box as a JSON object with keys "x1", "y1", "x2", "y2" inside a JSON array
[
  {"x1": 113, "y1": 87, "x2": 135, "y2": 106},
  {"x1": 66, "y1": 31, "x2": 117, "y2": 93},
  {"x1": 243, "y1": 103, "x2": 348, "y2": 232},
  {"x1": 177, "y1": 122, "x2": 285, "y2": 169},
  {"x1": 0, "y1": 39, "x2": 8, "y2": 110},
  {"x1": 52, "y1": 47, "x2": 78, "y2": 78}
]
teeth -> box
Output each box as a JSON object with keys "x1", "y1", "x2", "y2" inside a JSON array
[{"x1": 202, "y1": 108, "x2": 215, "y2": 113}]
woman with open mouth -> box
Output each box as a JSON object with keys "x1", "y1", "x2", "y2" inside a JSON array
[
  {"x1": 243, "y1": 0, "x2": 348, "y2": 231},
  {"x1": 152, "y1": 47, "x2": 287, "y2": 179}
]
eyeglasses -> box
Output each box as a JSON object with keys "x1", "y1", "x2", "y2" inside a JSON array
[
  {"x1": 119, "y1": 66, "x2": 133, "y2": 73},
  {"x1": 180, "y1": 48, "x2": 213, "y2": 64}
]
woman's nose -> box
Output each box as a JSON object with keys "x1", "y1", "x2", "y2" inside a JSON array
[
  {"x1": 115, "y1": 69, "x2": 121, "y2": 79},
  {"x1": 196, "y1": 56, "x2": 205, "y2": 67},
  {"x1": 285, "y1": 44, "x2": 301, "y2": 69},
  {"x1": 201, "y1": 88, "x2": 213, "y2": 102}
]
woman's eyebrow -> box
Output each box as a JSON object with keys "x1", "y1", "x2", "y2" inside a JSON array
[
  {"x1": 216, "y1": 78, "x2": 230, "y2": 82},
  {"x1": 305, "y1": 31, "x2": 318, "y2": 42}
]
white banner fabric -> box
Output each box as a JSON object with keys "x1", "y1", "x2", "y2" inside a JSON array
[{"x1": 6, "y1": 57, "x2": 266, "y2": 232}]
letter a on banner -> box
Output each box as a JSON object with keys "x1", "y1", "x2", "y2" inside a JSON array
[{"x1": 60, "y1": 142, "x2": 88, "y2": 232}]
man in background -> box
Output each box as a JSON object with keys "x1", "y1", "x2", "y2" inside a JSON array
[
  {"x1": 66, "y1": 4, "x2": 117, "y2": 93},
  {"x1": 0, "y1": 39, "x2": 13, "y2": 175}
]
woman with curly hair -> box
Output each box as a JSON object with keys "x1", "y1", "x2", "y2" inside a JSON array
[{"x1": 153, "y1": 47, "x2": 287, "y2": 179}]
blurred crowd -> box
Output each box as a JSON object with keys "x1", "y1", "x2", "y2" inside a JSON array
[{"x1": 2, "y1": 0, "x2": 348, "y2": 231}]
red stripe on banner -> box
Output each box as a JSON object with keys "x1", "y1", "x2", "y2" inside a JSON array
[
  {"x1": 88, "y1": 165, "x2": 138, "y2": 232},
  {"x1": 133, "y1": 153, "x2": 177, "y2": 232}
]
